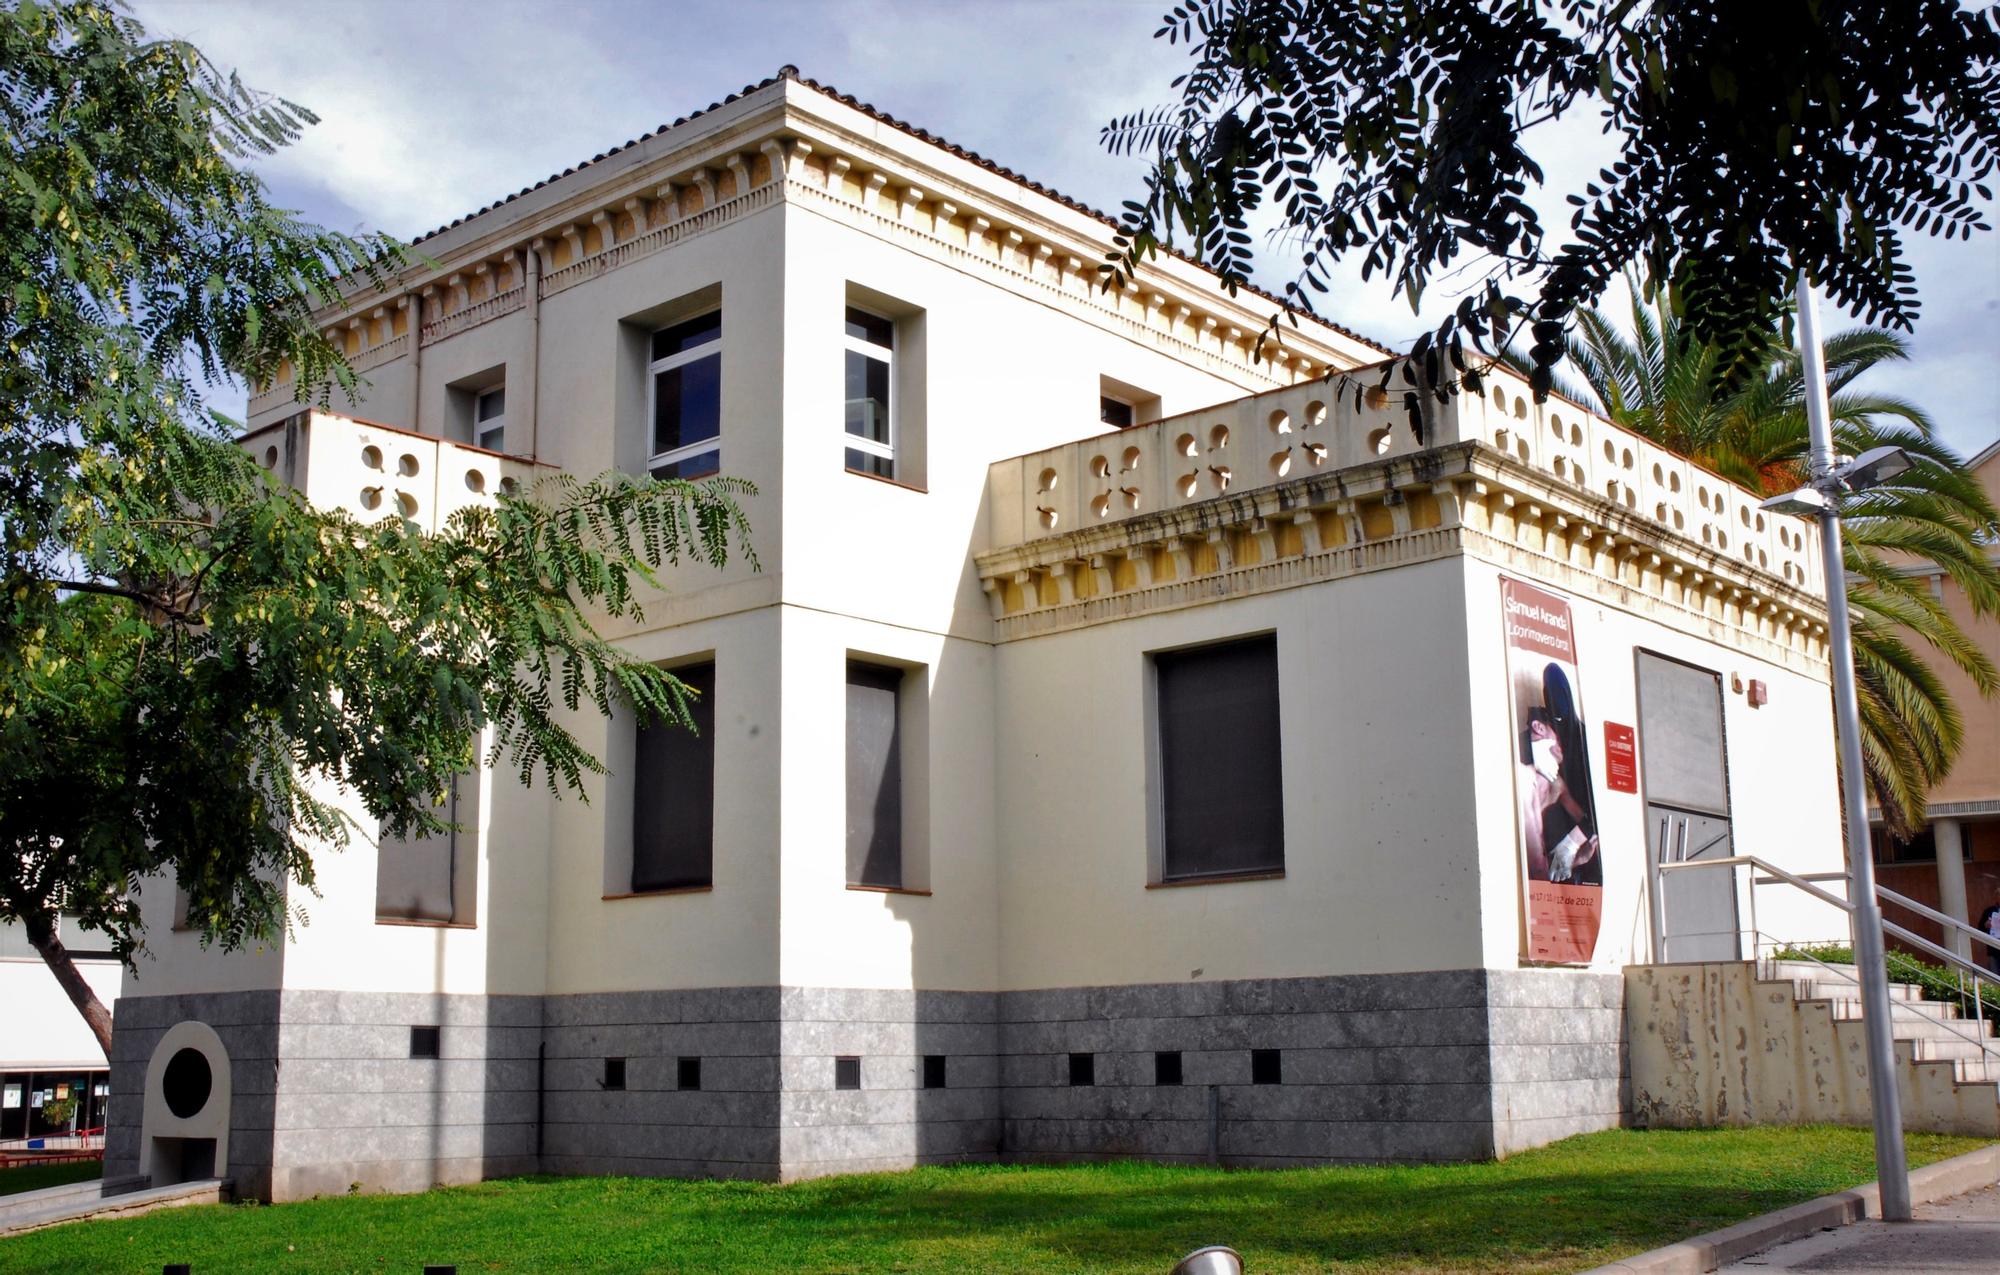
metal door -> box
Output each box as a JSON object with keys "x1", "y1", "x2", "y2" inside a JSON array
[{"x1": 1636, "y1": 652, "x2": 1739, "y2": 961}]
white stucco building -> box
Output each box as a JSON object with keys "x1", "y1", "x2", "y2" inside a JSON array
[{"x1": 107, "y1": 69, "x2": 1850, "y2": 1200}]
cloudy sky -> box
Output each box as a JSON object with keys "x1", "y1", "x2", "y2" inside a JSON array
[{"x1": 134, "y1": 0, "x2": 1999, "y2": 460}]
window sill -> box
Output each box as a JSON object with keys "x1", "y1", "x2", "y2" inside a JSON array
[
  {"x1": 845, "y1": 883, "x2": 933, "y2": 897},
  {"x1": 1146, "y1": 870, "x2": 1286, "y2": 890},
  {"x1": 845, "y1": 466, "x2": 927, "y2": 494},
  {"x1": 602, "y1": 885, "x2": 714, "y2": 901},
  {"x1": 375, "y1": 917, "x2": 478, "y2": 929}
]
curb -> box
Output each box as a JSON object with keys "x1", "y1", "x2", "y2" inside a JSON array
[{"x1": 1575, "y1": 1143, "x2": 2000, "y2": 1274}]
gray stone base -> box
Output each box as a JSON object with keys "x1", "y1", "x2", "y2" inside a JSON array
[{"x1": 108, "y1": 968, "x2": 1626, "y2": 1198}]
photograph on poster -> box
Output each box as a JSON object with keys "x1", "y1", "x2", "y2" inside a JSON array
[{"x1": 1502, "y1": 577, "x2": 1604, "y2": 964}]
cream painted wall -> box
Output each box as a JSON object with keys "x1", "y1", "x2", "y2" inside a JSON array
[
  {"x1": 993, "y1": 560, "x2": 1490, "y2": 990},
  {"x1": 1457, "y1": 555, "x2": 1849, "y2": 972},
  {"x1": 775, "y1": 200, "x2": 1279, "y2": 642},
  {"x1": 544, "y1": 607, "x2": 784, "y2": 993},
  {"x1": 774, "y1": 605, "x2": 997, "y2": 990}
]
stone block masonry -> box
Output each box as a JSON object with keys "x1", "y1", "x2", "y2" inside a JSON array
[{"x1": 107, "y1": 968, "x2": 1627, "y2": 1198}]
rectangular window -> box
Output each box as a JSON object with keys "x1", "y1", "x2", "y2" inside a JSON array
[
  {"x1": 1154, "y1": 1051, "x2": 1183, "y2": 1086},
  {"x1": 1100, "y1": 395, "x2": 1134, "y2": 429},
  {"x1": 1250, "y1": 1049, "x2": 1283, "y2": 1085},
  {"x1": 922, "y1": 1055, "x2": 948, "y2": 1090},
  {"x1": 410, "y1": 1026, "x2": 441, "y2": 1059},
  {"x1": 845, "y1": 662, "x2": 903, "y2": 889},
  {"x1": 603, "y1": 1058, "x2": 626, "y2": 1090},
  {"x1": 834, "y1": 1056, "x2": 862, "y2": 1090},
  {"x1": 844, "y1": 306, "x2": 895, "y2": 478},
  {"x1": 376, "y1": 770, "x2": 479, "y2": 925},
  {"x1": 632, "y1": 662, "x2": 715, "y2": 893},
  {"x1": 1156, "y1": 635, "x2": 1285, "y2": 882},
  {"x1": 677, "y1": 1057, "x2": 702, "y2": 1091},
  {"x1": 648, "y1": 310, "x2": 722, "y2": 479},
  {"x1": 475, "y1": 386, "x2": 507, "y2": 453},
  {"x1": 1068, "y1": 1052, "x2": 1095, "y2": 1087}
]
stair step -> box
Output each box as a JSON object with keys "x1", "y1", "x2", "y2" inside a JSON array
[
  {"x1": 1789, "y1": 977, "x2": 1924, "y2": 1003},
  {"x1": 1909, "y1": 1035, "x2": 1996, "y2": 1061},
  {"x1": 1953, "y1": 1058, "x2": 2000, "y2": 1084}
]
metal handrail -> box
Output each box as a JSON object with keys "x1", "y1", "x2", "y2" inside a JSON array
[
  {"x1": 1877, "y1": 884, "x2": 2000, "y2": 955},
  {"x1": 1657, "y1": 853, "x2": 1855, "y2": 913},
  {"x1": 1657, "y1": 852, "x2": 2000, "y2": 1074}
]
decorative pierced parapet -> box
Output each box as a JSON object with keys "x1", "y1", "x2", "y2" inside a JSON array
[
  {"x1": 240, "y1": 410, "x2": 549, "y2": 534},
  {"x1": 979, "y1": 372, "x2": 1830, "y2": 668},
  {"x1": 988, "y1": 362, "x2": 1822, "y2": 593}
]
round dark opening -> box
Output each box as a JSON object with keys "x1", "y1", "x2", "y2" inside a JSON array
[{"x1": 161, "y1": 1047, "x2": 212, "y2": 1119}]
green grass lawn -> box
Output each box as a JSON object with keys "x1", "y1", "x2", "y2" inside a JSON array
[
  {"x1": 0, "y1": 1161, "x2": 100, "y2": 1198},
  {"x1": 0, "y1": 1127, "x2": 1984, "y2": 1273}
]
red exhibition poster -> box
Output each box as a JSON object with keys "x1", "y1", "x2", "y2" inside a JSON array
[{"x1": 1502, "y1": 578, "x2": 1604, "y2": 964}]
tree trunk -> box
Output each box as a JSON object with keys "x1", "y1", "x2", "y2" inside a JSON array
[{"x1": 23, "y1": 911, "x2": 115, "y2": 1061}]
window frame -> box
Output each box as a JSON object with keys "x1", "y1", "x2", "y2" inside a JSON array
[
  {"x1": 474, "y1": 385, "x2": 507, "y2": 453},
  {"x1": 842, "y1": 305, "x2": 896, "y2": 477},
  {"x1": 1100, "y1": 394, "x2": 1136, "y2": 429},
  {"x1": 646, "y1": 308, "x2": 724, "y2": 479},
  {"x1": 375, "y1": 768, "x2": 480, "y2": 927}
]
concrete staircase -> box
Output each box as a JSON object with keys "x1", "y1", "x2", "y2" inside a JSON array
[
  {"x1": 1766, "y1": 959, "x2": 2000, "y2": 1084},
  {"x1": 1627, "y1": 960, "x2": 2000, "y2": 1138},
  {"x1": 0, "y1": 1174, "x2": 231, "y2": 1237}
]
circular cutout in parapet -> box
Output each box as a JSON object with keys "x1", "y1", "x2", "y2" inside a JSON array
[{"x1": 162, "y1": 1047, "x2": 212, "y2": 1119}]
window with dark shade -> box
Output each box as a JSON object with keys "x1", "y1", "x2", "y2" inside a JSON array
[
  {"x1": 1251, "y1": 1049, "x2": 1283, "y2": 1085},
  {"x1": 922, "y1": 1055, "x2": 947, "y2": 1090},
  {"x1": 377, "y1": 768, "x2": 479, "y2": 925},
  {"x1": 603, "y1": 1058, "x2": 626, "y2": 1090},
  {"x1": 410, "y1": 1026, "x2": 440, "y2": 1059},
  {"x1": 1068, "y1": 1052, "x2": 1095, "y2": 1087},
  {"x1": 1155, "y1": 1051, "x2": 1183, "y2": 1086},
  {"x1": 1156, "y1": 635, "x2": 1285, "y2": 882},
  {"x1": 845, "y1": 662, "x2": 903, "y2": 889},
  {"x1": 1100, "y1": 396, "x2": 1134, "y2": 429},
  {"x1": 677, "y1": 1057, "x2": 702, "y2": 1091},
  {"x1": 632, "y1": 662, "x2": 715, "y2": 893},
  {"x1": 648, "y1": 310, "x2": 722, "y2": 479},
  {"x1": 834, "y1": 1056, "x2": 862, "y2": 1090}
]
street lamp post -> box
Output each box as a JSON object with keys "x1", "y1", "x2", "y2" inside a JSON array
[{"x1": 1761, "y1": 277, "x2": 1912, "y2": 1221}]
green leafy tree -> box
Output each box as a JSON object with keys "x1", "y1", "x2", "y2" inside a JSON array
[
  {"x1": 1104, "y1": 0, "x2": 2000, "y2": 410},
  {"x1": 1, "y1": 0, "x2": 753, "y2": 1057},
  {"x1": 1564, "y1": 291, "x2": 2000, "y2": 835}
]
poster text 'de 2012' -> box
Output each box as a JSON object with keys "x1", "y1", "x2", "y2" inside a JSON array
[{"x1": 1502, "y1": 578, "x2": 1603, "y2": 964}]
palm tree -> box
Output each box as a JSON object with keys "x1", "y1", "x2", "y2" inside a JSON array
[{"x1": 1563, "y1": 289, "x2": 2000, "y2": 840}]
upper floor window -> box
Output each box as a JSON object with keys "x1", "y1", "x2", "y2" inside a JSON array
[
  {"x1": 844, "y1": 307, "x2": 895, "y2": 479},
  {"x1": 1154, "y1": 635, "x2": 1284, "y2": 883},
  {"x1": 649, "y1": 310, "x2": 722, "y2": 479},
  {"x1": 475, "y1": 386, "x2": 507, "y2": 453},
  {"x1": 1100, "y1": 396, "x2": 1135, "y2": 429}
]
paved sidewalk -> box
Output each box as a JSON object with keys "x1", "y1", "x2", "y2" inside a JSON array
[{"x1": 1719, "y1": 1181, "x2": 2000, "y2": 1272}]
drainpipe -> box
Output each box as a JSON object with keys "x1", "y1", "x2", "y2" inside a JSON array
[
  {"x1": 407, "y1": 289, "x2": 427, "y2": 434},
  {"x1": 524, "y1": 239, "x2": 545, "y2": 460}
]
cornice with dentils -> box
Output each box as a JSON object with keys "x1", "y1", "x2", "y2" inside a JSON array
[{"x1": 313, "y1": 69, "x2": 1390, "y2": 374}]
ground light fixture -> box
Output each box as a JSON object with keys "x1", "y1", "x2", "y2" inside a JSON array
[
  {"x1": 1171, "y1": 1245, "x2": 1244, "y2": 1275},
  {"x1": 1759, "y1": 279, "x2": 1914, "y2": 1221}
]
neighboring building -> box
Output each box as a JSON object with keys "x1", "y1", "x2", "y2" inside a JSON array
[
  {"x1": 107, "y1": 69, "x2": 1849, "y2": 1200},
  {"x1": 1, "y1": 918, "x2": 118, "y2": 1143},
  {"x1": 1874, "y1": 439, "x2": 2000, "y2": 954}
]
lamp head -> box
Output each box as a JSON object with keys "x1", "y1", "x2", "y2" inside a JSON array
[
  {"x1": 1835, "y1": 445, "x2": 1915, "y2": 491},
  {"x1": 1760, "y1": 486, "x2": 1830, "y2": 517}
]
